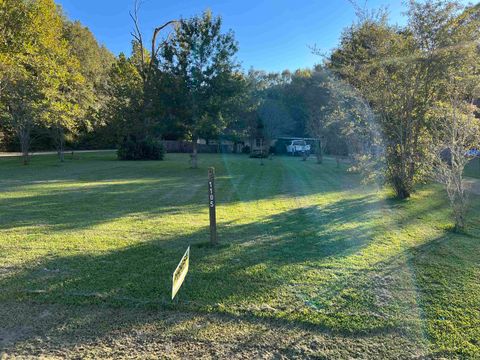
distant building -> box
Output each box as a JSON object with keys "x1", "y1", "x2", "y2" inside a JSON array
[{"x1": 249, "y1": 136, "x2": 318, "y2": 154}]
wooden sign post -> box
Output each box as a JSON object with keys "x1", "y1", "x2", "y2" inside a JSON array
[{"x1": 208, "y1": 167, "x2": 218, "y2": 245}]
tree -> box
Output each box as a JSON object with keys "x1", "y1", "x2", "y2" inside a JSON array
[
  {"x1": 45, "y1": 61, "x2": 85, "y2": 162},
  {"x1": 241, "y1": 69, "x2": 284, "y2": 152},
  {"x1": 100, "y1": 0, "x2": 176, "y2": 154},
  {"x1": 303, "y1": 69, "x2": 337, "y2": 164},
  {"x1": 62, "y1": 19, "x2": 115, "y2": 149},
  {"x1": 329, "y1": 16, "x2": 419, "y2": 198},
  {"x1": 1, "y1": 0, "x2": 40, "y2": 163},
  {"x1": 129, "y1": 1, "x2": 176, "y2": 141},
  {"x1": 44, "y1": 30, "x2": 86, "y2": 162},
  {"x1": 328, "y1": 1, "x2": 478, "y2": 199},
  {"x1": 428, "y1": 2, "x2": 480, "y2": 231},
  {"x1": 103, "y1": 53, "x2": 144, "y2": 142},
  {"x1": 258, "y1": 98, "x2": 294, "y2": 150},
  {"x1": 162, "y1": 10, "x2": 242, "y2": 168},
  {"x1": 0, "y1": 0, "x2": 84, "y2": 164},
  {"x1": 283, "y1": 69, "x2": 310, "y2": 138},
  {"x1": 431, "y1": 98, "x2": 479, "y2": 232}
]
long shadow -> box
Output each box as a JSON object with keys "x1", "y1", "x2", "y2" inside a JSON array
[
  {"x1": 0, "y1": 177, "x2": 205, "y2": 231},
  {"x1": 2, "y1": 188, "x2": 475, "y2": 355},
  {"x1": 0, "y1": 194, "x2": 429, "y2": 331},
  {"x1": 405, "y1": 227, "x2": 480, "y2": 358},
  {"x1": 3, "y1": 153, "x2": 466, "y2": 354},
  {"x1": 0, "y1": 153, "x2": 362, "y2": 232},
  {"x1": 0, "y1": 299, "x2": 425, "y2": 358}
]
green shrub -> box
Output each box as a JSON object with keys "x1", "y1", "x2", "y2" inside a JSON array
[{"x1": 117, "y1": 137, "x2": 165, "y2": 160}]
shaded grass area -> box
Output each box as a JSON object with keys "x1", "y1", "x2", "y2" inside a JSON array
[
  {"x1": 0, "y1": 152, "x2": 479, "y2": 357},
  {"x1": 0, "y1": 300, "x2": 426, "y2": 359},
  {"x1": 465, "y1": 157, "x2": 480, "y2": 179}
]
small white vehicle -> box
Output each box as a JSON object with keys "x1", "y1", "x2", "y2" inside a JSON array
[{"x1": 286, "y1": 140, "x2": 311, "y2": 156}]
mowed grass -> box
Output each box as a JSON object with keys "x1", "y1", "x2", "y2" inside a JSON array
[
  {"x1": 465, "y1": 157, "x2": 480, "y2": 179},
  {"x1": 0, "y1": 152, "x2": 479, "y2": 357}
]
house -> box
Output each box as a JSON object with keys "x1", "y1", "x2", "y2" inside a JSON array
[
  {"x1": 196, "y1": 138, "x2": 243, "y2": 153},
  {"x1": 249, "y1": 137, "x2": 317, "y2": 154}
]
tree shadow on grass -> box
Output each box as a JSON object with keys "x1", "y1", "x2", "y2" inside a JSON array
[
  {"x1": 405, "y1": 221, "x2": 480, "y2": 358},
  {"x1": 0, "y1": 155, "x2": 364, "y2": 232},
  {"x1": 1, "y1": 189, "x2": 468, "y2": 356},
  {"x1": 0, "y1": 193, "x2": 437, "y2": 329},
  {"x1": 1, "y1": 154, "x2": 476, "y2": 356},
  {"x1": 0, "y1": 177, "x2": 205, "y2": 231},
  {"x1": 0, "y1": 299, "x2": 427, "y2": 359}
]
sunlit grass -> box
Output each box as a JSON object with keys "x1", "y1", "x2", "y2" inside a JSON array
[{"x1": 0, "y1": 152, "x2": 478, "y2": 357}]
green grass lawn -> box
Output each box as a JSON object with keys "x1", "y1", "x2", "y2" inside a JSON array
[
  {"x1": 465, "y1": 157, "x2": 480, "y2": 179},
  {"x1": 0, "y1": 152, "x2": 479, "y2": 358}
]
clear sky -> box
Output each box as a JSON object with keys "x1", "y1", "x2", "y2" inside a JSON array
[{"x1": 55, "y1": 0, "x2": 469, "y2": 72}]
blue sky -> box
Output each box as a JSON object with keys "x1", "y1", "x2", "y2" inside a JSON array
[{"x1": 55, "y1": 0, "x2": 467, "y2": 72}]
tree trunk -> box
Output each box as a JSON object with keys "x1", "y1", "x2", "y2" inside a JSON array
[
  {"x1": 387, "y1": 145, "x2": 413, "y2": 200},
  {"x1": 191, "y1": 137, "x2": 198, "y2": 168},
  {"x1": 453, "y1": 196, "x2": 466, "y2": 232},
  {"x1": 260, "y1": 138, "x2": 264, "y2": 166},
  {"x1": 392, "y1": 174, "x2": 411, "y2": 199},
  {"x1": 19, "y1": 129, "x2": 30, "y2": 165},
  {"x1": 451, "y1": 173, "x2": 467, "y2": 232},
  {"x1": 316, "y1": 139, "x2": 323, "y2": 164},
  {"x1": 58, "y1": 127, "x2": 65, "y2": 163},
  {"x1": 21, "y1": 144, "x2": 29, "y2": 165},
  {"x1": 454, "y1": 211, "x2": 465, "y2": 232}
]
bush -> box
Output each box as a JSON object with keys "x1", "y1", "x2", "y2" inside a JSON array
[
  {"x1": 117, "y1": 137, "x2": 165, "y2": 160},
  {"x1": 242, "y1": 145, "x2": 251, "y2": 154}
]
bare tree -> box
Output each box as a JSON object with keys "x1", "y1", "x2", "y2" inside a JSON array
[
  {"x1": 431, "y1": 94, "x2": 480, "y2": 232},
  {"x1": 129, "y1": 0, "x2": 176, "y2": 138},
  {"x1": 130, "y1": 0, "x2": 177, "y2": 77}
]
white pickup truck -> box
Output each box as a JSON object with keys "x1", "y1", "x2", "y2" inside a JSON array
[{"x1": 286, "y1": 140, "x2": 311, "y2": 156}]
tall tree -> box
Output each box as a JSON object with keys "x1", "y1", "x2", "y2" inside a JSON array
[
  {"x1": 162, "y1": 10, "x2": 242, "y2": 168},
  {"x1": 302, "y1": 69, "x2": 337, "y2": 164},
  {"x1": 428, "y1": 2, "x2": 480, "y2": 231},
  {"x1": 129, "y1": 1, "x2": 176, "y2": 141},
  {"x1": 62, "y1": 19, "x2": 115, "y2": 148},
  {"x1": 328, "y1": 2, "x2": 474, "y2": 199},
  {"x1": 258, "y1": 98, "x2": 294, "y2": 148},
  {"x1": 1, "y1": 0, "x2": 42, "y2": 163},
  {"x1": 0, "y1": 0, "x2": 84, "y2": 164},
  {"x1": 103, "y1": 52, "x2": 144, "y2": 142}
]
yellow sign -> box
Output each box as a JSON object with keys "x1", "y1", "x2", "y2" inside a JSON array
[{"x1": 172, "y1": 246, "x2": 190, "y2": 300}]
